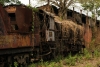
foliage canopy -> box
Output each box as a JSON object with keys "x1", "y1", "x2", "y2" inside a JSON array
[
  {"x1": 0, "y1": 0, "x2": 21, "y2": 5},
  {"x1": 78, "y1": 0, "x2": 100, "y2": 18}
]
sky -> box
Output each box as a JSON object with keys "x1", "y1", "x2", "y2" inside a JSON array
[
  {"x1": 19, "y1": 0, "x2": 38, "y2": 7},
  {"x1": 19, "y1": 0, "x2": 46, "y2": 7},
  {"x1": 19, "y1": 0, "x2": 29, "y2": 5}
]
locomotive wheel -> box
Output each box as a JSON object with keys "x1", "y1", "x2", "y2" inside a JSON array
[
  {"x1": 22, "y1": 57, "x2": 30, "y2": 67},
  {"x1": 13, "y1": 54, "x2": 30, "y2": 67}
]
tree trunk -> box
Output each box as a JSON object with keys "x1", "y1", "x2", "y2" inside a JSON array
[{"x1": 58, "y1": 8, "x2": 67, "y2": 20}]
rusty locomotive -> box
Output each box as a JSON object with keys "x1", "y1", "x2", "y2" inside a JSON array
[{"x1": 0, "y1": 4, "x2": 95, "y2": 67}]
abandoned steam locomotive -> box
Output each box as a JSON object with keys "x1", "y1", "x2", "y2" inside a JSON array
[{"x1": 0, "y1": 4, "x2": 95, "y2": 67}]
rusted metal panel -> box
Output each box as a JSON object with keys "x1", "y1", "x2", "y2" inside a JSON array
[
  {"x1": 16, "y1": 7, "x2": 33, "y2": 32},
  {"x1": 0, "y1": 5, "x2": 7, "y2": 35},
  {"x1": 5, "y1": 6, "x2": 16, "y2": 13},
  {"x1": 0, "y1": 14, "x2": 6, "y2": 35},
  {"x1": 0, "y1": 34, "x2": 33, "y2": 49},
  {"x1": 4, "y1": 5, "x2": 33, "y2": 33},
  {"x1": 84, "y1": 24, "x2": 92, "y2": 48},
  {"x1": 34, "y1": 13, "x2": 41, "y2": 46},
  {"x1": 34, "y1": 34, "x2": 40, "y2": 46},
  {"x1": 0, "y1": 4, "x2": 11, "y2": 33}
]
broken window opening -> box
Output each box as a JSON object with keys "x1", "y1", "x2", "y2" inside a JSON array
[
  {"x1": 82, "y1": 15, "x2": 86, "y2": 24},
  {"x1": 8, "y1": 13, "x2": 16, "y2": 21},
  {"x1": 67, "y1": 11, "x2": 73, "y2": 17},
  {"x1": 96, "y1": 21, "x2": 99, "y2": 27},
  {"x1": 11, "y1": 24, "x2": 18, "y2": 30},
  {"x1": 39, "y1": 13, "x2": 44, "y2": 21}
]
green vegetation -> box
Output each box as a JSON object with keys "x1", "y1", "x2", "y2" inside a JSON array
[
  {"x1": 28, "y1": 49, "x2": 100, "y2": 67},
  {"x1": 0, "y1": 0, "x2": 21, "y2": 5},
  {"x1": 27, "y1": 6, "x2": 39, "y2": 32},
  {"x1": 84, "y1": 63, "x2": 92, "y2": 67}
]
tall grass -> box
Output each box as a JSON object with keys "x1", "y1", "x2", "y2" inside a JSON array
[
  {"x1": 64, "y1": 54, "x2": 77, "y2": 66},
  {"x1": 28, "y1": 49, "x2": 100, "y2": 67},
  {"x1": 94, "y1": 50, "x2": 100, "y2": 57},
  {"x1": 84, "y1": 49, "x2": 92, "y2": 60}
]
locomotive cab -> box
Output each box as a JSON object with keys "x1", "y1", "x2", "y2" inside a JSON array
[
  {"x1": 0, "y1": 4, "x2": 34, "y2": 67},
  {"x1": 4, "y1": 4, "x2": 33, "y2": 33}
]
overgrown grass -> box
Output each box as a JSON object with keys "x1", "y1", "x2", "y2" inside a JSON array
[
  {"x1": 29, "y1": 49, "x2": 100, "y2": 67},
  {"x1": 84, "y1": 49, "x2": 92, "y2": 60},
  {"x1": 64, "y1": 54, "x2": 77, "y2": 66},
  {"x1": 94, "y1": 50, "x2": 100, "y2": 57}
]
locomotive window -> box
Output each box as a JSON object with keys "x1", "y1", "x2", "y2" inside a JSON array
[
  {"x1": 96, "y1": 21, "x2": 99, "y2": 27},
  {"x1": 11, "y1": 24, "x2": 18, "y2": 30},
  {"x1": 8, "y1": 13, "x2": 16, "y2": 21},
  {"x1": 82, "y1": 15, "x2": 86, "y2": 24}
]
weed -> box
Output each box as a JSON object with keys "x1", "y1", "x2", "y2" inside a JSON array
[
  {"x1": 65, "y1": 54, "x2": 76, "y2": 66},
  {"x1": 48, "y1": 62, "x2": 55, "y2": 67},
  {"x1": 14, "y1": 61, "x2": 18, "y2": 67},
  {"x1": 85, "y1": 63, "x2": 92, "y2": 67},
  {"x1": 77, "y1": 54, "x2": 83, "y2": 63},
  {"x1": 28, "y1": 63, "x2": 37, "y2": 67},
  {"x1": 54, "y1": 55, "x2": 63, "y2": 62},
  {"x1": 94, "y1": 50, "x2": 100, "y2": 57},
  {"x1": 84, "y1": 49, "x2": 91, "y2": 60}
]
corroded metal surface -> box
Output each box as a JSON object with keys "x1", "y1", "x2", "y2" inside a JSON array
[
  {"x1": 16, "y1": 7, "x2": 33, "y2": 32},
  {"x1": 0, "y1": 5, "x2": 34, "y2": 49},
  {"x1": 4, "y1": 5, "x2": 33, "y2": 33},
  {"x1": 84, "y1": 24, "x2": 92, "y2": 48},
  {"x1": 0, "y1": 34, "x2": 33, "y2": 49},
  {"x1": 0, "y1": 4, "x2": 10, "y2": 34}
]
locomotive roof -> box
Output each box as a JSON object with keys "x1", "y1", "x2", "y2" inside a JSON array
[{"x1": 38, "y1": 3, "x2": 100, "y2": 21}]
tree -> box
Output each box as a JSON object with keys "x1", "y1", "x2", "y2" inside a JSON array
[
  {"x1": 0, "y1": 0, "x2": 21, "y2": 5},
  {"x1": 39, "y1": 0, "x2": 75, "y2": 20},
  {"x1": 53, "y1": 0, "x2": 75, "y2": 19},
  {"x1": 78, "y1": 0, "x2": 100, "y2": 18}
]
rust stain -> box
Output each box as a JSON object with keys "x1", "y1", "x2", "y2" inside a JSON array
[
  {"x1": 4, "y1": 5, "x2": 33, "y2": 33},
  {"x1": 84, "y1": 24, "x2": 92, "y2": 48},
  {"x1": 0, "y1": 34, "x2": 33, "y2": 49}
]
